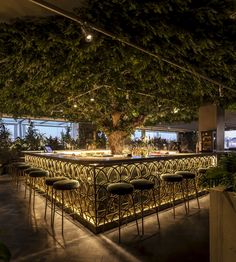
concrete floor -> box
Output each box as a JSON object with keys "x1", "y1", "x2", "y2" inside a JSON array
[{"x1": 0, "y1": 175, "x2": 209, "y2": 262}]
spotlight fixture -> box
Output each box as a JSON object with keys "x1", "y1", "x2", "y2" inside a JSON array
[
  {"x1": 82, "y1": 27, "x2": 93, "y2": 42},
  {"x1": 85, "y1": 33, "x2": 93, "y2": 42}
]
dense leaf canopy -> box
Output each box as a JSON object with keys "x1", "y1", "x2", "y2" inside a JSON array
[{"x1": 0, "y1": 0, "x2": 235, "y2": 136}]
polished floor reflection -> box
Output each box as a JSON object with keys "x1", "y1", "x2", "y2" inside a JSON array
[{"x1": 0, "y1": 175, "x2": 209, "y2": 262}]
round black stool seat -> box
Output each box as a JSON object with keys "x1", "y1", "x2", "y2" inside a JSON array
[
  {"x1": 25, "y1": 167, "x2": 41, "y2": 174},
  {"x1": 17, "y1": 164, "x2": 31, "y2": 169},
  {"x1": 24, "y1": 168, "x2": 43, "y2": 197},
  {"x1": 107, "y1": 182, "x2": 134, "y2": 195},
  {"x1": 130, "y1": 178, "x2": 154, "y2": 190},
  {"x1": 29, "y1": 170, "x2": 48, "y2": 178},
  {"x1": 53, "y1": 179, "x2": 79, "y2": 190},
  {"x1": 46, "y1": 177, "x2": 68, "y2": 186},
  {"x1": 13, "y1": 162, "x2": 26, "y2": 166},
  {"x1": 175, "y1": 171, "x2": 195, "y2": 179},
  {"x1": 198, "y1": 168, "x2": 208, "y2": 174},
  {"x1": 161, "y1": 174, "x2": 183, "y2": 182}
]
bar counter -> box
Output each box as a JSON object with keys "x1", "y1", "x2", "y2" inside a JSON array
[{"x1": 24, "y1": 151, "x2": 216, "y2": 233}]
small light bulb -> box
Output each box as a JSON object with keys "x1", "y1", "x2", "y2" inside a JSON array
[
  {"x1": 90, "y1": 98, "x2": 95, "y2": 102},
  {"x1": 85, "y1": 34, "x2": 93, "y2": 42},
  {"x1": 173, "y1": 108, "x2": 179, "y2": 114},
  {"x1": 73, "y1": 104, "x2": 78, "y2": 108}
]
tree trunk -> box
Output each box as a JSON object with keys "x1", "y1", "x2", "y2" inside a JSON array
[{"x1": 107, "y1": 130, "x2": 127, "y2": 155}]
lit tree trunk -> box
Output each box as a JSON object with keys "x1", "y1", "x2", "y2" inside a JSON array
[{"x1": 107, "y1": 130, "x2": 127, "y2": 155}]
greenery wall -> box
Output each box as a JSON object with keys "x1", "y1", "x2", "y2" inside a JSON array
[{"x1": 0, "y1": 0, "x2": 235, "y2": 153}]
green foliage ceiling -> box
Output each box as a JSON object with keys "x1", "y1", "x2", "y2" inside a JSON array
[{"x1": 0, "y1": 0, "x2": 235, "y2": 134}]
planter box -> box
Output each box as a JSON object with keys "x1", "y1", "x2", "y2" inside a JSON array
[{"x1": 210, "y1": 186, "x2": 236, "y2": 262}]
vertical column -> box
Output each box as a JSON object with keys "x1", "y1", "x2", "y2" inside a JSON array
[
  {"x1": 198, "y1": 104, "x2": 225, "y2": 152},
  {"x1": 216, "y1": 107, "x2": 225, "y2": 151}
]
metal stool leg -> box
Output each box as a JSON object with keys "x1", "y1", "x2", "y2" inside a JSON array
[
  {"x1": 152, "y1": 188, "x2": 160, "y2": 229},
  {"x1": 16, "y1": 169, "x2": 20, "y2": 190},
  {"x1": 44, "y1": 186, "x2": 49, "y2": 219},
  {"x1": 118, "y1": 195, "x2": 121, "y2": 243},
  {"x1": 51, "y1": 188, "x2": 54, "y2": 225},
  {"x1": 130, "y1": 194, "x2": 140, "y2": 236},
  {"x1": 194, "y1": 179, "x2": 200, "y2": 209},
  {"x1": 140, "y1": 190, "x2": 144, "y2": 235},
  {"x1": 29, "y1": 177, "x2": 32, "y2": 205},
  {"x1": 186, "y1": 179, "x2": 190, "y2": 213},
  {"x1": 24, "y1": 174, "x2": 28, "y2": 199},
  {"x1": 62, "y1": 191, "x2": 64, "y2": 234},
  {"x1": 172, "y1": 183, "x2": 176, "y2": 218},
  {"x1": 33, "y1": 178, "x2": 36, "y2": 209},
  {"x1": 180, "y1": 182, "x2": 188, "y2": 215},
  {"x1": 52, "y1": 190, "x2": 57, "y2": 228}
]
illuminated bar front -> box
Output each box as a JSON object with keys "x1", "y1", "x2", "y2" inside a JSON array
[{"x1": 24, "y1": 152, "x2": 216, "y2": 233}]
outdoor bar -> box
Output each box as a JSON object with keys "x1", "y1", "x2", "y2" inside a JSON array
[{"x1": 24, "y1": 151, "x2": 216, "y2": 233}]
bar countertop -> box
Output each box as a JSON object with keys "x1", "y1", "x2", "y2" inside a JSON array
[{"x1": 24, "y1": 151, "x2": 216, "y2": 166}]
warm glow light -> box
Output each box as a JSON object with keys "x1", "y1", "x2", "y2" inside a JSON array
[
  {"x1": 173, "y1": 108, "x2": 179, "y2": 113},
  {"x1": 90, "y1": 98, "x2": 95, "y2": 102},
  {"x1": 85, "y1": 34, "x2": 93, "y2": 42},
  {"x1": 73, "y1": 104, "x2": 78, "y2": 108},
  {"x1": 25, "y1": 153, "x2": 216, "y2": 232}
]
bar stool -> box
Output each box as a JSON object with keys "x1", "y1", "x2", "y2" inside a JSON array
[
  {"x1": 9, "y1": 162, "x2": 23, "y2": 183},
  {"x1": 160, "y1": 174, "x2": 187, "y2": 218},
  {"x1": 9, "y1": 162, "x2": 23, "y2": 179},
  {"x1": 198, "y1": 167, "x2": 210, "y2": 188},
  {"x1": 130, "y1": 178, "x2": 160, "y2": 235},
  {"x1": 107, "y1": 182, "x2": 140, "y2": 242},
  {"x1": 15, "y1": 163, "x2": 32, "y2": 189},
  {"x1": 44, "y1": 176, "x2": 69, "y2": 223},
  {"x1": 175, "y1": 171, "x2": 200, "y2": 213},
  {"x1": 28, "y1": 170, "x2": 48, "y2": 208},
  {"x1": 24, "y1": 167, "x2": 43, "y2": 198},
  {"x1": 52, "y1": 179, "x2": 80, "y2": 234}
]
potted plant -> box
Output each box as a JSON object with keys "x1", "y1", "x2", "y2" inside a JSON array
[
  {"x1": 0, "y1": 120, "x2": 21, "y2": 175},
  {"x1": 200, "y1": 153, "x2": 236, "y2": 189}
]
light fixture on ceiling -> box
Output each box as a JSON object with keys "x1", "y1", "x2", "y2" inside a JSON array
[{"x1": 81, "y1": 26, "x2": 93, "y2": 42}]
